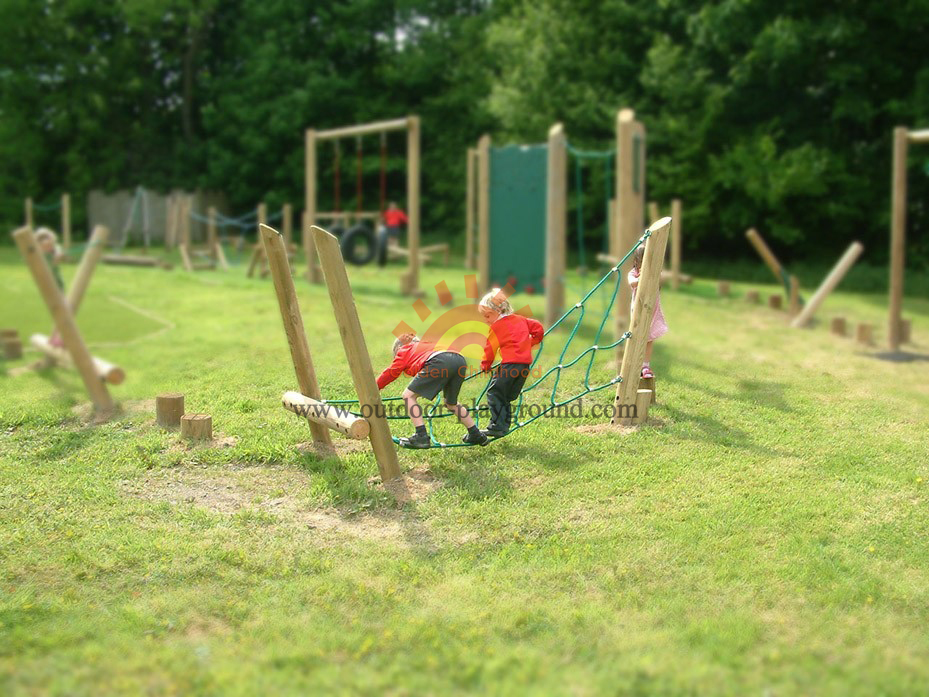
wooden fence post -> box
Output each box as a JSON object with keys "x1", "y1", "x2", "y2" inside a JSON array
[
  {"x1": 888, "y1": 126, "x2": 908, "y2": 351},
  {"x1": 259, "y1": 224, "x2": 332, "y2": 447},
  {"x1": 545, "y1": 123, "x2": 567, "y2": 328},
  {"x1": 477, "y1": 134, "x2": 491, "y2": 293},
  {"x1": 311, "y1": 225, "x2": 401, "y2": 482},
  {"x1": 670, "y1": 199, "x2": 682, "y2": 291},
  {"x1": 612, "y1": 217, "x2": 671, "y2": 427},
  {"x1": 24, "y1": 197, "x2": 33, "y2": 229},
  {"x1": 403, "y1": 114, "x2": 421, "y2": 296},
  {"x1": 791, "y1": 242, "x2": 864, "y2": 328},
  {"x1": 745, "y1": 228, "x2": 785, "y2": 287},
  {"x1": 465, "y1": 147, "x2": 477, "y2": 270},
  {"x1": 61, "y1": 193, "x2": 71, "y2": 251}
]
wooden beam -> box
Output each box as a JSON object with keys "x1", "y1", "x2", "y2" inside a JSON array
[
  {"x1": 303, "y1": 211, "x2": 322, "y2": 284},
  {"x1": 615, "y1": 108, "x2": 644, "y2": 355},
  {"x1": 477, "y1": 134, "x2": 491, "y2": 293},
  {"x1": 612, "y1": 217, "x2": 671, "y2": 427},
  {"x1": 31, "y1": 334, "x2": 125, "y2": 385},
  {"x1": 311, "y1": 225, "x2": 401, "y2": 482},
  {"x1": 304, "y1": 129, "x2": 322, "y2": 284},
  {"x1": 907, "y1": 129, "x2": 929, "y2": 144},
  {"x1": 67, "y1": 225, "x2": 109, "y2": 314},
  {"x1": 789, "y1": 275, "x2": 801, "y2": 317},
  {"x1": 283, "y1": 203, "x2": 293, "y2": 248},
  {"x1": 61, "y1": 193, "x2": 71, "y2": 251},
  {"x1": 745, "y1": 228, "x2": 785, "y2": 286},
  {"x1": 791, "y1": 242, "x2": 864, "y2": 328},
  {"x1": 648, "y1": 201, "x2": 660, "y2": 223},
  {"x1": 315, "y1": 117, "x2": 410, "y2": 141},
  {"x1": 258, "y1": 224, "x2": 332, "y2": 446},
  {"x1": 670, "y1": 199, "x2": 682, "y2": 291},
  {"x1": 246, "y1": 203, "x2": 268, "y2": 278},
  {"x1": 24, "y1": 197, "x2": 33, "y2": 229},
  {"x1": 545, "y1": 122, "x2": 567, "y2": 328},
  {"x1": 13, "y1": 227, "x2": 114, "y2": 415},
  {"x1": 282, "y1": 392, "x2": 370, "y2": 440},
  {"x1": 465, "y1": 147, "x2": 476, "y2": 270},
  {"x1": 889, "y1": 126, "x2": 908, "y2": 351},
  {"x1": 403, "y1": 115, "x2": 421, "y2": 296}
]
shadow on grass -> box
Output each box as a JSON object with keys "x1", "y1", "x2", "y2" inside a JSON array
[{"x1": 658, "y1": 403, "x2": 795, "y2": 458}]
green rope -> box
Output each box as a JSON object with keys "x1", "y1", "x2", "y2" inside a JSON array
[{"x1": 327, "y1": 227, "x2": 654, "y2": 448}]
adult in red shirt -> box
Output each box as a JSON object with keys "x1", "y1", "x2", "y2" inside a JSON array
[{"x1": 478, "y1": 290, "x2": 545, "y2": 437}]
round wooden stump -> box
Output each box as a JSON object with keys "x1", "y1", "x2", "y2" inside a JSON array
[
  {"x1": 3, "y1": 339, "x2": 23, "y2": 360},
  {"x1": 640, "y1": 376, "x2": 657, "y2": 404},
  {"x1": 830, "y1": 317, "x2": 847, "y2": 337},
  {"x1": 768, "y1": 295, "x2": 783, "y2": 310},
  {"x1": 156, "y1": 393, "x2": 185, "y2": 429},
  {"x1": 0, "y1": 329, "x2": 19, "y2": 341},
  {"x1": 900, "y1": 318, "x2": 912, "y2": 344},
  {"x1": 856, "y1": 323, "x2": 873, "y2": 345},
  {"x1": 717, "y1": 281, "x2": 730, "y2": 298},
  {"x1": 181, "y1": 413, "x2": 212, "y2": 441},
  {"x1": 745, "y1": 290, "x2": 760, "y2": 304}
]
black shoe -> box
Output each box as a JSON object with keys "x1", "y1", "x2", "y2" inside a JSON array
[
  {"x1": 481, "y1": 427, "x2": 509, "y2": 438},
  {"x1": 462, "y1": 430, "x2": 490, "y2": 446},
  {"x1": 399, "y1": 432, "x2": 431, "y2": 449}
]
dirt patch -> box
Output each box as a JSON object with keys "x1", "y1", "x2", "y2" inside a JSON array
[
  {"x1": 167, "y1": 433, "x2": 239, "y2": 452},
  {"x1": 374, "y1": 466, "x2": 443, "y2": 505}
]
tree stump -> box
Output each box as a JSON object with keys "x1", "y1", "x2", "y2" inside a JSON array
[
  {"x1": 745, "y1": 290, "x2": 760, "y2": 304},
  {"x1": 640, "y1": 376, "x2": 657, "y2": 404},
  {"x1": 717, "y1": 281, "x2": 730, "y2": 297},
  {"x1": 1, "y1": 329, "x2": 19, "y2": 341},
  {"x1": 181, "y1": 413, "x2": 212, "y2": 441},
  {"x1": 768, "y1": 295, "x2": 783, "y2": 310},
  {"x1": 856, "y1": 323, "x2": 873, "y2": 345},
  {"x1": 156, "y1": 393, "x2": 185, "y2": 428},
  {"x1": 831, "y1": 317, "x2": 847, "y2": 337},
  {"x1": 633, "y1": 389, "x2": 653, "y2": 426},
  {"x1": 3, "y1": 339, "x2": 23, "y2": 360}
]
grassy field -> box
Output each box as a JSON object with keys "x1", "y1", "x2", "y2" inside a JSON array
[{"x1": 1, "y1": 245, "x2": 928, "y2": 695}]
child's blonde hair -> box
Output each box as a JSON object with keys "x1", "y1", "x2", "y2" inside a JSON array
[
  {"x1": 392, "y1": 333, "x2": 418, "y2": 355},
  {"x1": 479, "y1": 288, "x2": 512, "y2": 316},
  {"x1": 35, "y1": 227, "x2": 58, "y2": 245}
]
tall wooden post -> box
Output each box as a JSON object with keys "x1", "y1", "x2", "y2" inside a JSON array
[
  {"x1": 791, "y1": 242, "x2": 864, "y2": 328},
  {"x1": 207, "y1": 206, "x2": 218, "y2": 254},
  {"x1": 13, "y1": 227, "x2": 114, "y2": 415},
  {"x1": 24, "y1": 197, "x2": 33, "y2": 229},
  {"x1": 404, "y1": 115, "x2": 421, "y2": 296},
  {"x1": 545, "y1": 123, "x2": 567, "y2": 328},
  {"x1": 615, "y1": 108, "x2": 645, "y2": 357},
  {"x1": 304, "y1": 129, "x2": 322, "y2": 284},
  {"x1": 889, "y1": 126, "x2": 908, "y2": 351},
  {"x1": 311, "y1": 226, "x2": 401, "y2": 482},
  {"x1": 648, "y1": 201, "x2": 660, "y2": 223},
  {"x1": 612, "y1": 217, "x2": 671, "y2": 427},
  {"x1": 303, "y1": 211, "x2": 321, "y2": 283},
  {"x1": 465, "y1": 147, "x2": 476, "y2": 270},
  {"x1": 259, "y1": 224, "x2": 332, "y2": 447},
  {"x1": 67, "y1": 225, "x2": 109, "y2": 313},
  {"x1": 477, "y1": 134, "x2": 491, "y2": 293},
  {"x1": 61, "y1": 193, "x2": 71, "y2": 251},
  {"x1": 745, "y1": 228, "x2": 785, "y2": 287},
  {"x1": 670, "y1": 198, "x2": 682, "y2": 291},
  {"x1": 282, "y1": 203, "x2": 293, "y2": 248},
  {"x1": 789, "y1": 276, "x2": 801, "y2": 317}
]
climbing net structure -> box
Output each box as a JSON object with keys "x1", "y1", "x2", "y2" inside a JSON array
[{"x1": 330, "y1": 228, "x2": 652, "y2": 448}]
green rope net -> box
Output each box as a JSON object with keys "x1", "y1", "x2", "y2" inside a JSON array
[{"x1": 329, "y1": 227, "x2": 653, "y2": 448}]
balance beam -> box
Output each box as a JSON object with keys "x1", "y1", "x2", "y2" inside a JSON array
[
  {"x1": 282, "y1": 392, "x2": 370, "y2": 440},
  {"x1": 790, "y1": 242, "x2": 864, "y2": 328},
  {"x1": 31, "y1": 334, "x2": 125, "y2": 385},
  {"x1": 745, "y1": 228, "x2": 786, "y2": 287}
]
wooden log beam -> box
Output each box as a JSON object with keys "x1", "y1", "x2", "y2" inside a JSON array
[
  {"x1": 545, "y1": 122, "x2": 567, "y2": 328},
  {"x1": 791, "y1": 242, "x2": 864, "y2": 328},
  {"x1": 311, "y1": 225, "x2": 401, "y2": 482},
  {"x1": 67, "y1": 225, "x2": 109, "y2": 314},
  {"x1": 465, "y1": 147, "x2": 477, "y2": 270},
  {"x1": 315, "y1": 117, "x2": 410, "y2": 141},
  {"x1": 889, "y1": 126, "x2": 908, "y2": 351},
  {"x1": 907, "y1": 129, "x2": 929, "y2": 144},
  {"x1": 403, "y1": 114, "x2": 421, "y2": 296},
  {"x1": 282, "y1": 392, "x2": 370, "y2": 440},
  {"x1": 61, "y1": 193, "x2": 71, "y2": 251},
  {"x1": 31, "y1": 334, "x2": 125, "y2": 385},
  {"x1": 259, "y1": 224, "x2": 332, "y2": 446},
  {"x1": 13, "y1": 227, "x2": 114, "y2": 415},
  {"x1": 745, "y1": 228, "x2": 785, "y2": 286},
  {"x1": 670, "y1": 199, "x2": 682, "y2": 290},
  {"x1": 477, "y1": 134, "x2": 491, "y2": 293}
]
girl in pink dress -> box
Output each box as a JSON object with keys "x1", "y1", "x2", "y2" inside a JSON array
[{"x1": 628, "y1": 244, "x2": 669, "y2": 378}]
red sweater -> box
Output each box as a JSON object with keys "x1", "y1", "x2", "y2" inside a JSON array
[
  {"x1": 377, "y1": 341, "x2": 447, "y2": 389},
  {"x1": 383, "y1": 209, "x2": 408, "y2": 226},
  {"x1": 481, "y1": 314, "x2": 544, "y2": 371}
]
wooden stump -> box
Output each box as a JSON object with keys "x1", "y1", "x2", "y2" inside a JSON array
[
  {"x1": 900, "y1": 319, "x2": 912, "y2": 344},
  {"x1": 745, "y1": 290, "x2": 760, "y2": 304},
  {"x1": 3, "y1": 339, "x2": 23, "y2": 360},
  {"x1": 831, "y1": 317, "x2": 847, "y2": 337},
  {"x1": 768, "y1": 295, "x2": 783, "y2": 310},
  {"x1": 640, "y1": 376, "x2": 657, "y2": 404},
  {"x1": 633, "y1": 389, "x2": 653, "y2": 426},
  {"x1": 1, "y1": 329, "x2": 19, "y2": 341},
  {"x1": 856, "y1": 323, "x2": 873, "y2": 345},
  {"x1": 181, "y1": 413, "x2": 212, "y2": 441},
  {"x1": 156, "y1": 393, "x2": 185, "y2": 429},
  {"x1": 717, "y1": 281, "x2": 730, "y2": 297}
]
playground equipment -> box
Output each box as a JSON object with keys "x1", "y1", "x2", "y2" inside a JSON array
[
  {"x1": 648, "y1": 199, "x2": 688, "y2": 288},
  {"x1": 888, "y1": 126, "x2": 927, "y2": 350},
  {"x1": 24, "y1": 194, "x2": 72, "y2": 252},
  {"x1": 304, "y1": 116, "x2": 424, "y2": 295},
  {"x1": 176, "y1": 199, "x2": 229, "y2": 272},
  {"x1": 791, "y1": 242, "x2": 864, "y2": 328},
  {"x1": 13, "y1": 225, "x2": 122, "y2": 417},
  {"x1": 745, "y1": 228, "x2": 801, "y2": 304}
]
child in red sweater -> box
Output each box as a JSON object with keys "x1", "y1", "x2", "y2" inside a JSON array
[
  {"x1": 479, "y1": 289, "x2": 545, "y2": 437},
  {"x1": 376, "y1": 333, "x2": 488, "y2": 449}
]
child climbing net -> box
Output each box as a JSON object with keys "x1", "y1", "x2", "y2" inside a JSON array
[{"x1": 329, "y1": 227, "x2": 654, "y2": 448}]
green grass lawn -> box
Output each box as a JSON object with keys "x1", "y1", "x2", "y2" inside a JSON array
[{"x1": 1, "y1": 245, "x2": 928, "y2": 695}]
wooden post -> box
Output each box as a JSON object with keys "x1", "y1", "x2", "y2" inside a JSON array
[
  {"x1": 615, "y1": 108, "x2": 645, "y2": 355},
  {"x1": 12, "y1": 227, "x2": 114, "y2": 415},
  {"x1": 61, "y1": 193, "x2": 71, "y2": 251},
  {"x1": 857, "y1": 323, "x2": 873, "y2": 345},
  {"x1": 156, "y1": 393, "x2": 185, "y2": 428},
  {"x1": 302, "y1": 211, "x2": 321, "y2": 284},
  {"x1": 182, "y1": 196, "x2": 192, "y2": 248},
  {"x1": 3, "y1": 338, "x2": 22, "y2": 360},
  {"x1": 670, "y1": 199, "x2": 682, "y2": 291},
  {"x1": 640, "y1": 375, "x2": 656, "y2": 404},
  {"x1": 24, "y1": 197, "x2": 33, "y2": 229},
  {"x1": 30, "y1": 334, "x2": 125, "y2": 384},
  {"x1": 611, "y1": 217, "x2": 671, "y2": 427},
  {"x1": 66, "y1": 225, "x2": 109, "y2": 313},
  {"x1": 745, "y1": 290, "x2": 760, "y2": 304},
  {"x1": 633, "y1": 389, "x2": 653, "y2": 426},
  {"x1": 648, "y1": 201, "x2": 660, "y2": 223},
  {"x1": 769, "y1": 295, "x2": 782, "y2": 310},
  {"x1": 831, "y1": 317, "x2": 847, "y2": 337},
  {"x1": 789, "y1": 276, "x2": 801, "y2": 317},
  {"x1": 259, "y1": 224, "x2": 332, "y2": 447},
  {"x1": 181, "y1": 414, "x2": 212, "y2": 441},
  {"x1": 477, "y1": 135, "x2": 491, "y2": 292},
  {"x1": 900, "y1": 319, "x2": 912, "y2": 344},
  {"x1": 282, "y1": 392, "x2": 370, "y2": 440},
  {"x1": 304, "y1": 129, "x2": 322, "y2": 284},
  {"x1": 545, "y1": 123, "x2": 567, "y2": 328},
  {"x1": 246, "y1": 203, "x2": 268, "y2": 277},
  {"x1": 717, "y1": 281, "x2": 730, "y2": 297},
  {"x1": 465, "y1": 147, "x2": 477, "y2": 270},
  {"x1": 791, "y1": 242, "x2": 864, "y2": 328},
  {"x1": 745, "y1": 228, "x2": 785, "y2": 286},
  {"x1": 283, "y1": 203, "x2": 293, "y2": 248},
  {"x1": 311, "y1": 225, "x2": 401, "y2": 482},
  {"x1": 165, "y1": 195, "x2": 176, "y2": 250},
  {"x1": 889, "y1": 126, "x2": 908, "y2": 351},
  {"x1": 404, "y1": 115, "x2": 421, "y2": 296}
]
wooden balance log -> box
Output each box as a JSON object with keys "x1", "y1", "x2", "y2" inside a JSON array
[
  {"x1": 282, "y1": 392, "x2": 370, "y2": 440},
  {"x1": 30, "y1": 334, "x2": 125, "y2": 384}
]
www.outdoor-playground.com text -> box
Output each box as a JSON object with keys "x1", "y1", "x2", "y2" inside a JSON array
[{"x1": 289, "y1": 397, "x2": 640, "y2": 421}]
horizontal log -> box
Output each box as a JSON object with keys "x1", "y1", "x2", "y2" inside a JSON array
[
  {"x1": 282, "y1": 391, "x2": 370, "y2": 440},
  {"x1": 30, "y1": 334, "x2": 125, "y2": 385},
  {"x1": 907, "y1": 129, "x2": 929, "y2": 144},
  {"x1": 102, "y1": 254, "x2": 169, "y2": 269},
  {"x1": 314, "y1": 117, "x2": 410, "y2": 141}
]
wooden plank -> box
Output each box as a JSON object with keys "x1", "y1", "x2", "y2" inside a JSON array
[
  {"x1": 465, "y1": 147, "x2": 476, "y2": 270},
  {"x1": 545, "y1": 123, "x2": 567, "y2": 328},
  {"x1": 670, "y1": 198, "x2": 682, "y2": 291},
  {"x1": 13, "y1": 227, "x2": 114, "y2": 415},
  {"x1": 791, "y1": 242, "x2": 864, "y2": 328},
  {"x1": 258, "y1": 224, "x2": 332, "y2": 446},
  {"x1": 889, "y1": 126, "x2": 908, "y2": 351},
  {"x1": 612, "y1": 217, "x2": 671, "y2": 427},
  {"x1": 477, "y1": 134, "x2": 491, "y2": 292},
  {"x1": 315, "y1": 117, "x2": 410, "y2": 141},
  {"x1": 404, "y1": 115, "x2": 421, "y2": 296},
  {"x1": 311, "y1": 225, "x2": 401, "y2": 481}
]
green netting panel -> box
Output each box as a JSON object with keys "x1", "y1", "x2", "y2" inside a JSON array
[{"x1": 488, "y1": 144, "x2": 547, "y2": 292}]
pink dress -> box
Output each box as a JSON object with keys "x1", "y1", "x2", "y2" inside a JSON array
[{"x1": 629, "y1": 268, "x2": 669, "y2": 341}]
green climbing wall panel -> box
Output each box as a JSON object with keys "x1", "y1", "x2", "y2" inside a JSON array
[{"x1": 489, "y1": 144, "x2": 547, "y2": 291}]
